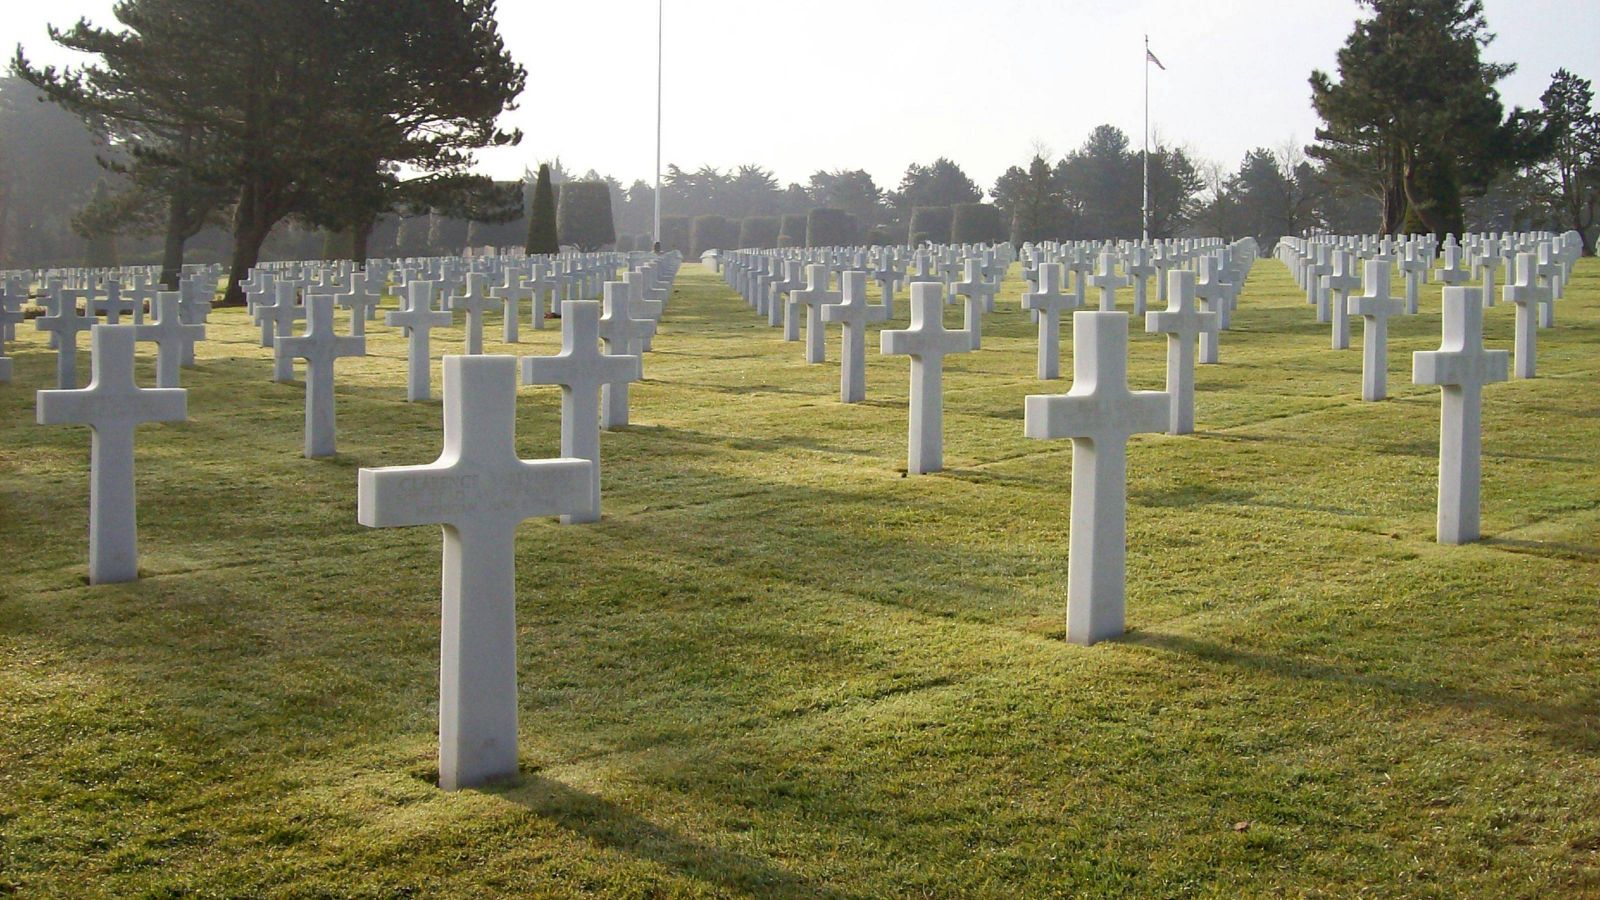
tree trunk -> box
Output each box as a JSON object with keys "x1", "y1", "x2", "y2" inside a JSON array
[
  {"x1": 1380, "y1": 152, "x2": 1406, "y2": 235},
  {"x1": 159, "y1": 193, "x2": 189, "y2": 289},
  {"x1": 224, "y1": 182, "x2": 274, "y2": 306},
  {"x1": 351, "y1": 214, "x2": 375, "y2": 266}
]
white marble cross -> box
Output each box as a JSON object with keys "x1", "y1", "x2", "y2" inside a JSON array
[
  {"x1": 1218, "y1": 253, "x2": 1245, "y2": 330},
  {"x1": 122, "y1": 274, "x2": 156, "y2": 325},
  {"x1": 952, "y1": 258, "x2": 998, "y2": 350},
  {"x1": 0, "y1": 298, "x2": 24, "y2": 383},
  {"x1": 820, "y1": 270, "x2": 891, "y2": 403},
  {"x1": 521, "y1": 301, "x2": 641, "y2": 524},
  {"x1": 873, "y1": 254, "x2": 906, "y2": 317},
  {"x1": 1475, "y1": 246, "x2": 1503, "y2": 310},
  {"x1": 1125, "y1": 247, "x2": 1156, "y2": 316},
  {"x1": 179, "y1": 277, "x2": 213, "y2": 366},
  {"x1": 789, "y1": 264, "x2": 839, "y2": 363},
  {"x1": 357, "y1": 354, "x2": 593, "y2": 791},
  {"x1": 260, "y1": 283, "x2": 306, "y2": 382},
  {"x1": 133, "y1": 292, "x2": 205, "y2": 388},
  {"x1": 1306, "y1": 246, "x2": 1333, "y2": 322},
  {"x1": 35, "y1": 293, "x2": 95, "y2": 389},
  {"x1": 623, "y1": 273, "x2": 662, "y2": 351},
  {"x1": 1145, "y1": 269, "x2": 1216, "y2": 434},
  {"x1": 338, "y1": 271, "x2": 382, "y2": 337},
  {"x1": 1502, "y1": 252, "x2": 1547, "y2": 379},
  {"x1": 1348, "y1": 260, "x2": 1403, "y2": 401},
  {"x1": 1413, "y1": 285, "x2": 1508, "y2": 545},
  {"x1": 1325, "y1": 251, "x2": 1363, "y2": 351},
  {"x1": 276, "y1": 294, "x2": 367, "y2": 457},
  {"x1": 243, "y1": 272, "x2": 276, "y2": 319},
  {"x1": 597, "y1": 281, "x2": 655, "y2": 428},
  {"x1": 1398, "y1": 246, "x2": 1428, "y2": 315},
  {"x1": 489, "y1": 270, "x2": 527, "y2": 344},
  {"x1": 1435, "y1": 243, "x2": 1470, "y2": 289},
  {"x1": 1151, "y1": 247, "x2": 1176, "y2": 303},
  {"x1": 1535, "y1": 242, "x2": 1561, "y2": 328},
  {"x1": 1064, "y1": 247, "x2": 1092, "y2": 307},
  {"x1": 453, "y1": 273, "x2": 495, "y2": 355},
  {"x1": 97, "y1": 281, "x2": 138, "y2": 325},
  {"x1": 1088, "y1": 251, "x2": 1129, "y2": 312},
  {"x1": 387, "y1": 282, "x2": 453, "y2": 402},
  {"x1": 259, "y1": 285, "x2": 305, "y2": 373},
  {"x1": 1024, "y1": 311, "x2": 1168, "y2": 645},
  {"x1": 36, "y1": 325, "x2": 187, "y2": 583},
  {"x1": 1193, "y1": 257, "x2": 1229, "y2": 365},
  {"x1": 0, "y1": 285, "x2": 24, "y2": 349},
  {"x1": 1021, "y1": 263, "x2": 1078, "y2": 380},
  {"x1": 880, "y1": 283, "x2": 973, "y2": 474},
  {"x1": 770, "y1": 260, "x2": 806, "y2": 330},
  {"x1": 523, "y1": 263, "x2": 556, "y2": 328}
]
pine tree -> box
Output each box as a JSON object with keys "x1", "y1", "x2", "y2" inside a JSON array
[
  {"x1": 1307, "y1": 0, "x2": 1541, "y2": 236},
  {"x1": 1540, "y1": 69, "x2": 1600, "y2": 254},
  {"x1": 79, "y1": 179, "x2": 119, "y2": 268},
  {"x1": 16, "y1": 0, "x2": 525, "y2": 301},
  {"x1": 525, "y1": 164, "x2": 559, "y2": 254}
]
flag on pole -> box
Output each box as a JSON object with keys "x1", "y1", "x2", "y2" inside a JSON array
[{"x1": 1146, "y1": 48, "x2": 1166, "y2": 71}]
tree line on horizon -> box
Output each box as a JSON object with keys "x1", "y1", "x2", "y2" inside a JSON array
[{"x1": 2, "y1": 0, "x2": 1594, "y2": 281}]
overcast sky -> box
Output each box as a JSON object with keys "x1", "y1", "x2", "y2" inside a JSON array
[{"x1": 8, "y1": 0, "x2": 1596, "y2": 192}]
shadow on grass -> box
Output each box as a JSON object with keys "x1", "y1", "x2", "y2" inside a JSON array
[
  {"x1": 490, "y1": 774, "x2": 852, "y2": 899},
  {"x1": 1482, "y1": 536, "x2": 1600, "y2": 563},
  {"x1": 1130, "y1": 484, "x2": 1257, "y2": 509},
  {"x1": 643, "y1": 424, "x2": 881, "y2": 459},
  {"x1": 1124, "y1": 630, "x2": 1600, "y2": 754},
  {"x1": 667, "y1": 379, "x2": 816, "y2": 398}
]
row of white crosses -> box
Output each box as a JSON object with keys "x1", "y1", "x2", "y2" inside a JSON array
[
  {"x1": 1275, "y1": 230, "x2": 1578, "y2": 399},
  {"x1": 25, "y1": 275, "x2": 213, "y2": 390},
  {"x1": 15, "y1": 250, "x2": 673, "y2": 791},
  {"x1": 1280, "y1": 230, "x2": 1581, "y2": 545},
  {"x1": 13, "y1": 248, "x2": 674, "y2": 575},
  {"x1": 1280, "y1": 229, "x2": 1577, "y2": 320},
  {"x1": 720, "y1": 238, "x2": 1257, "y2": 472}
]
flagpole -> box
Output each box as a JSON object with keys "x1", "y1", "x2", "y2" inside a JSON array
[
  {"x1": 1143, "y1": 33, "x2": 1150, "y2": 243},
  {"x1": 652, "y1": 0, "x2": 663, "y2": 253}
]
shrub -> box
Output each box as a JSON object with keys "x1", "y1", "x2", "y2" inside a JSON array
[
  {"x1": 555, "y1": 181, "x2": 615, "y2": 251},
  {"x1": 691, "y1": 214, "x2": 736, "y2": 256},
  {"x1": 738, "y1": 216, "x2": 780, "y2": 249},
  {"x1": 806, "y1": 208, "x2": 855, "y2": 248},
  {"x1": 865, "y1": 224, "x2": 904, "y2": 247},
  {"x1": 951, "y1": 203, "x2": 1003, "y2": 244},
  {"x1": 777, "y1": 213, "x2": 808, "y2": 249},
  {"x1": 660, "y1": 216, "x2": 691, "y2": 254},
  {"x1": 908, "y1": 206, "x2": 953, "y2": 246}
]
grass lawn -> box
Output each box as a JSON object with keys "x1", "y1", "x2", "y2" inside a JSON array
[{"x1": 2, "y1": 255, "x2": 1598, "y2": 897}]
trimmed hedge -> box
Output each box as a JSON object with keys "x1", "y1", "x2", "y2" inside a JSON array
[
  {"x1": 806, "y1": 208, "x2": 856, "y2": 248},
  {"x1": 738, "y1": 216, "x2": 780, "y2": 249},
  {"x1": 952, "y1": 203, "x2": 1003, "y2": 244},
  {"x1": 555, "y1": 181, "x2": 616, "y2": 251},
  {"x1": 691, "y1": 214, "x2": 737, "y2": 256},
  {"x1": 777, "y1": 214, "x2": 808, "y2": 249},
  {"x1": 908, "y1": 206, "x2": 952, "y2": 246},
  {"x1": 660, "y1": 216, "x2": 691, "y2": 254},
  {"x1": 865, "y1": 224, "x2": 904, "y2": 248}
]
